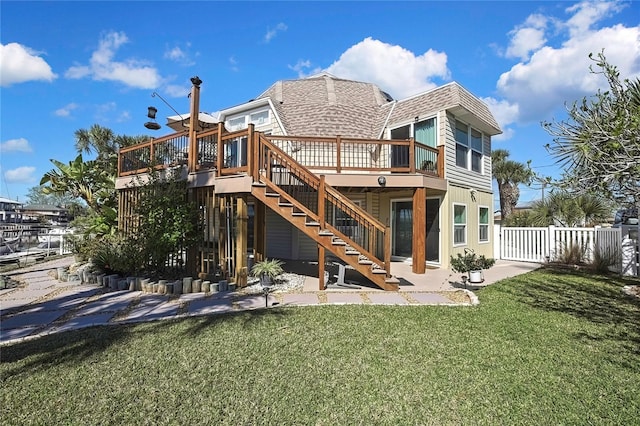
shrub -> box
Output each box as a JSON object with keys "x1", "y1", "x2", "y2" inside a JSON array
[
  {"x1": 555, "y1": 242, "x2": 588, "y2": 265},
  {"x1": 450, "y1": 249, "x2": 495, "y2": 273}
]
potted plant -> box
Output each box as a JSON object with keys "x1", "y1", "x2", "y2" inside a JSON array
[
  {"x1": 250, "y1": 258, "x2": 284, "y2": 287},
  {"x1": 450, "y1": 249, "x2": 495, "y2": 284}
]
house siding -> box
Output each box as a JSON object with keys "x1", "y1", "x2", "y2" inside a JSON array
[
  {"x1": 443, "y1": 112, "x2": 492, "y2": 192},
  {"x1": 441, "y1": 183, "x2": 494, "y2": 267}
]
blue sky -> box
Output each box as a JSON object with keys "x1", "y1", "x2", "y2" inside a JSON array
[{"x1": 2, "y1": 1, "x2": 639, "y2": 209}]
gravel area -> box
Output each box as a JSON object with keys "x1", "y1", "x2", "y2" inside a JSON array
[{"x1": 237, "y1": 273, "x2": 305, "y2": 295}]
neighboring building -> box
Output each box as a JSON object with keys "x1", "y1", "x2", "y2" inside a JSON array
[
  {"x1": 0, "y1": 197, "x2": 23, "y2": 223},
  {"x1": 21, "y1": 204, "x2": 69, "y2": 225},
  {"x1": 117, "y1": 74, "x2": 501, "y2": 290}
]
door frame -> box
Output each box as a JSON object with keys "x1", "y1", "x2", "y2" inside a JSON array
[
  {"x1": 390, "y1": 198, "x2": 413, "y2": 261},
  {"x1": 426, "y1": 196, "x2": 442, "y2": 265}
]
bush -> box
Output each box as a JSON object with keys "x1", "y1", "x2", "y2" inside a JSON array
[
  {"x1": 555, "y1": 242, "x2": 587, "y2": 265},
  {"x1": 450, "y1": 249, "x2": 495, "y2": 273}
]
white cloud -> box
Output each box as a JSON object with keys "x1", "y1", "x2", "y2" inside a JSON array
[
  {"x1": 164, "y1": 43, "x2": 195, "y2": 66},
  {"x1": 481, "y1": 97, "x2": 519, "y2": 141},
  {"x1": 54, "y1": 103, "x2": 79, "y2": 117},
  {"x1": 0, "y1": 42, "x2": 57, "y2": 87},
  {"x1": 497, "y1": 1, "x2": 640, "y2": 124},
  {"x1": 229, "y1": 56, "x2": 239, "y2": 72},
  {"x1": 164, "y1": 84, "x2": 190, "y2": 98},
  {"x1": 64, "y1": 31, "x2": 162, "y2": 89},
  {"x1": 564, "y1": 0, "x2": 623, "y2": 38},
  {"x1": 288, "y1": 59, "x2": 321, "y2": 78},
  {"x1": 505, "y1": 14, "x2": 548, "y2": 61},
  {"x1": 264, "y1": 23, "x2": 287, "y2": 43},
  {"x1": 4, "y1": 166, "x2": 36, "y2": 183},
  {"x1": 0, "y1": 138, "x2": 33, "y2": 153},
  {"x1": 326, "y1": 37, "x2": 450, "y2": 99}
]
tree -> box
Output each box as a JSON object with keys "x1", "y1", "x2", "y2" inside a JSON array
[
  {"x1": 40, "y1": 154, "x2": 115, "y2": 213},
  {"x1": 26, "y1": 185, "x2": 77, "y2": 207},
  {"x1": 492, "y1": 149, "x2": 533, "y2": 220},
  {"x1": 74, "y1": 124, "x2": 148, "y2": 176},
  {"x1": 543, "y1": 52, "x2": 640, "y2": 206},
  {"x1": 528, "y1": 191, "x2": 612, "y2": 227}
]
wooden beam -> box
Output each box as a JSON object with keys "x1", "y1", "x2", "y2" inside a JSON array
[
  {"x1": 235, "y1": 196, "x2": 248, "y2": 287},
  {"x1": 318, "y1": 245, "x2": 325, "y2": 291},
  {"x1": 412, "y1": 187, "x2": 426, "y2": 273},
  {"x1": 254, "y1": 201, "x2": 266, "y2": 262}
]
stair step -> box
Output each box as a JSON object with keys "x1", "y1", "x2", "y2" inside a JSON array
[
  {"x1": 385, "y1": 276, "x2": 400, "y2": 284},
  {"x1": 345, "y1": 250, "x2": 360, "y2": 256},
  {"x1": 332, "y1": 240, "x2": 346, "y2": 246},
  {"x1": 292, "y1": 212, "x2": 306, "y2": 217},
  {"x1": 278, "y1": 202, "x2": 293, "y2": 207},
  {"x1": 306, "y1": 222, "x2": 320, "y2": 227},
  {"x1": 252, "y1": 182, "x2": 266, "y2": 187},
  {"x1": 318, "y1": 231, "x2": 334, "y2": 236},
  {"x1": 266, "y1": 192, "x2": 280, "y2": 198},
  {"x1": 358, "y1": 259, "x2": 373, "y2": 265},
  {"x1": 372, "y1": 269, "x2": 387, "y2": 275}
]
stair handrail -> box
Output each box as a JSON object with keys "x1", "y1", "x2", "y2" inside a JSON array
[{"x1": 254, "y1": 134, "x2": 391, "y2": 275}]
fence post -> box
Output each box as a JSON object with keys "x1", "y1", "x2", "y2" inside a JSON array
[
  {"x1": 493, "y1": 224, "x2": 501, "y2": 259},
  {"x1": 547, "y1": 225, "x2": 555, "y2": 261}
]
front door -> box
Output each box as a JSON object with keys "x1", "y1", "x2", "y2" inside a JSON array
[
  {"x1": 392, "y1": 200, "x2": 413, "y2": 258},
  {"x1": 426, "y1": 197, "x2": 441, "y2": 263}
]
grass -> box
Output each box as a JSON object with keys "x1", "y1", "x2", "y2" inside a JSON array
[{"x1": 1, "y1": 267, "x2": 639, "y2": 425}]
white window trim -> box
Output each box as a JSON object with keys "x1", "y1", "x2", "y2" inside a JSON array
[
  {"x1": 388, "y1": 115, "x2": 439, "y2": 142},
  {"x1": 478, "y1": 205, "x2": 490, "y2": 244},
  {"x1": 455, "y1": 120, "x2": 484, "y2": 174},
  {"x1": 453, "y1": 203, "x2": 467, "y2": 247}
]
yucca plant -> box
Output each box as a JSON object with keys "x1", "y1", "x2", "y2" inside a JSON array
[{"x1": 251, "y1": 258, "x2": 284, "y2": 286}]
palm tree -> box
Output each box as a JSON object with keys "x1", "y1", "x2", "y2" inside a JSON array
[
  {"x1": 529, "y1": 191, "x2": 612, "y2": 227},
  {"x1": 492, "y1": 149, "x2": 533, "y2": 220},
  {"x1": 74, "y1": 124, "x2": 148, "y2": 175}
]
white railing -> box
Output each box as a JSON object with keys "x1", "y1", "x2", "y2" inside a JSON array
[
  {"x1": 37, "y1": 232, "x2": 73, "y2": 255},
  {"x1": 495, "y1": 225, "x2": 636, "y2": 275}
]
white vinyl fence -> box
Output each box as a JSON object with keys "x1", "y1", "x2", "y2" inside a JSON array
[{"x1": 494, "y1": 225, "x2": 638, "y2": 276}]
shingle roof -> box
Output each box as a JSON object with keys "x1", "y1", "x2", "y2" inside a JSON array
[
  {"x1": 256, "y1": 75, "x2": 501, "y2": 137},
  {"x1": 258, "y1": 74, "x2": 393, "y2": 138}
]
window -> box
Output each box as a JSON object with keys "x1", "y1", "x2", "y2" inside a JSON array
[
  {"x1": 250, "y1": 110, "x2": 270, "y2": 126},
  {"x1": 455, "y1": 121, "x2": 468, "y2": 168},
  {"x1": 227, "y1": 116, "x2": 246, "y2": 131},
  {"x1": 453, "y1": 204, "x2": 467, "y2": 245},
  {"x1": 471, "y1": 129, "x2": 483, "y2": 173},
  {"x1": 455, "y1": 120, "x2": 484, "y2": 173},
  {"x1": 479, "y1": 206, "x2": 489, "y2": 243}
]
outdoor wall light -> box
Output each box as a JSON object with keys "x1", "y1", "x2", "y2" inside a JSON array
[{"x1": 378, "y1": 176, "x2": 386, "y2": 186}]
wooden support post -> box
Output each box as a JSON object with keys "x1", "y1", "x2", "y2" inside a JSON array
[
  {"x1": 437, "y1": 145, "x2": 445, "y2": 178},
  {"x1": 254, "y1": 201, "x2": 266, "y2": 262},
  {"x1": 318, "y1": 245, "x2": 326, "y2": 290},
  {"x1": 247, "y1": 124, "x2": 254, "y2": 178},
  {"x1": 409, "y1": 137, "x2": 416, "y2": 173},
  {"x1": 384, "y1": 224, "x2": 391, "y2": 277},
  {"x1": 188, "y1": 81, "x2": 201, "y2": 173},
  {"x1": 318, "y1": 175, "x2": 326, "y2": 229},
  {"x1": 412, "y1": 187, "x2": 426, "y2": 273},
  {"x1": 235, "y1": 196, "x2": 248, "y2": 287},
  {"x1": 336, "y1": 135, "x2": 342, "y2": 173},
  {"x1": 216, "y1": 122, "x2": 224, "y2": 174}
]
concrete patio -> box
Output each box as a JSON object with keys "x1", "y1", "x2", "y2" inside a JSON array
[{"x1": 0, "y1": 256, "x2": 541, "y2": 346}]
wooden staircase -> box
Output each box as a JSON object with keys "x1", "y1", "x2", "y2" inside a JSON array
[{"x1": 249, "y1": 134, "x2": 399, "y2": 291}]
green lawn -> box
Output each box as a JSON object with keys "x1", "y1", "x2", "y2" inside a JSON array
[{"x1": 1, "y1": 267, "x2": 639, "y2": 425}]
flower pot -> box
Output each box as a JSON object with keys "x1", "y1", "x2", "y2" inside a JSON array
[{"x1": 469, "y1": 270, "x2": 484, "y2": 283}]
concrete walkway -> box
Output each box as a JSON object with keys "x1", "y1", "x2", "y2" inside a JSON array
[{"x1": 0, "y1": 256, "x2": 540, "y2": 346}]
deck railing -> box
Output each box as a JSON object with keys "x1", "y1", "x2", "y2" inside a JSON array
[
  {"x1": 118, "y1": 124, "x2": 444, "y2": 178},
  {"x1": 119, "y1": 131, "x2": 189, "y2": 176}
]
